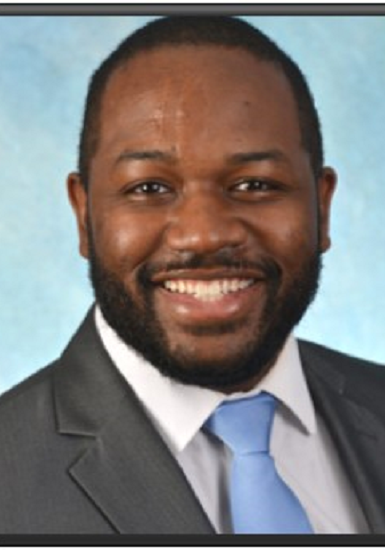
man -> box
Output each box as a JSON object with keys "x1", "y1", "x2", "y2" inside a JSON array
[{"x1": 0, "y1": 15, "x2": 385, "y2": 535}]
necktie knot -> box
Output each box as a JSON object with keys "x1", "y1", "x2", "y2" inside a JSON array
[{"x1": 205, "y1": 392, "x2": 276, "y2": 454}]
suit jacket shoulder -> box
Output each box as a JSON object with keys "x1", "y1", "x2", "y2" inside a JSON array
[
  {"x1": 299, "y1": 339, "x2": 385, "y2": 416},
  {"x1": 0, "y1": 357, "x2": 119, "y2": 533}
]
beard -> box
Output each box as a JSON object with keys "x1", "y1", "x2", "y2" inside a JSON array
[{"x1": 88, "y1": 234, "x2": 322, "y2": 391}]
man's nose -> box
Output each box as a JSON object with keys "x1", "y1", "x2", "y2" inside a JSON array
[{"x1": 164, "y1": 191, "x2": 249, "y2": 255}]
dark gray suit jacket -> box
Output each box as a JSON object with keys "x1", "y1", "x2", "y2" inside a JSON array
[{"x1": 1, "y1": 308, "x2": 385, "y2": 534}]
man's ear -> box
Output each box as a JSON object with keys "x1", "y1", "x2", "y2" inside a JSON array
[
  {"x1": 317, "y1": 167, "x2": 337, "y2": 253},
  {"x1": 67, "y1": 172, "x2": 89, "y2": 259}
]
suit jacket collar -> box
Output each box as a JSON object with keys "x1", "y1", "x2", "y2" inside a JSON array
[
  {"x1": 53, "y1": 308, "x2": 214, "y2": 534},
  {"x1": 300, "y1": 341, "x2": 385, "y2": 534}
]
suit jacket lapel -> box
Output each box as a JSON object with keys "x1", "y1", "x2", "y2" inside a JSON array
[
  {"x1": 69, "y1": 394, "x2": 214, "y2": 534},
  {"x1": 300, "y1": 341, "x2": 385, "y2": 534},
  {"x1": 54, "y1": 309, "x2": 214, "y2": 534}
]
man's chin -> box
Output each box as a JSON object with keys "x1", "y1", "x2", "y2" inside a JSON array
[
  {"x1": 166, "y1": 317, "x2": 248, "y2": 338},
  {"x1": 141, "y1": 332, "x2": 281, "y2": 392}
]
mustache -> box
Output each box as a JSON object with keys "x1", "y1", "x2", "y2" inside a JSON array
[{"x1": 137, "y1": 250, "x2": 282, "y2": 286}]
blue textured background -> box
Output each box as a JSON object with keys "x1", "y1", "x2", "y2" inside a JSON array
[{"x1": 1, "y1": 15, "x2": 385, "y2": 394}]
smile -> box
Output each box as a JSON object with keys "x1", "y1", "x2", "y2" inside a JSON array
[{"x1": 163, "y1": 278, "x2": 255, "y2": 302}]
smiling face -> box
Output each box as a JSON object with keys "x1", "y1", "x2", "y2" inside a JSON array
[{"x1": 68, "y1": 46, "x2": 336, "y2": 392}]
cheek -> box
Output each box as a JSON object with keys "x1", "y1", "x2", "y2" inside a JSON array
[
  {"x1": 276, "y1": 216, "x2": 318, "y2": 252},
  {"x1": 91, "y1": 211, "x2": 164, "y2": 276},
  {"x1": 252, "y1": 201, "x2": 319, "y2": 265}
]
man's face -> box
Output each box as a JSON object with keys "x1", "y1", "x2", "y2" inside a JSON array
[{"x1": 69, "y1": 46, "x2": 336, "y2": 392}]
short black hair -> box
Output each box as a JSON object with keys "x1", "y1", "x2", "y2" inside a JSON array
[{"x1": 78, "y1": 16, "x2": 324, "y2": 188}]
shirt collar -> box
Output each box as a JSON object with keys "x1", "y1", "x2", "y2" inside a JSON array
[{"x1": 95, "y1": 306, "x2": 316, "y2": 455}]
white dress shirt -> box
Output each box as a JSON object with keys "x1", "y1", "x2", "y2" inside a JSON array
[{"x1": 95, "y1": 306, "x2": 369, "y2": 534}]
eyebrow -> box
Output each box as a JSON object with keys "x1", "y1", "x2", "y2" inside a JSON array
[
  {"x1": 226, "y1": 149, "x2": 288, "y2": 165},
  {"x1": 114, "y1": 148, "x2": 288, "y2": 166},
  {"x1": 115, "y1": 149, "x2": 176, "y2": 165}
]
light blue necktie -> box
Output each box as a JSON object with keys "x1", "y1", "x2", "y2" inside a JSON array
[{"x1": 205, "y1": 392, "x2": 313, "y2": 534}]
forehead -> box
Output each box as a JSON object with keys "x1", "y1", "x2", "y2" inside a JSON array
[{"x1": 95, "y1": 45, "x2": 302, "y2": 163}]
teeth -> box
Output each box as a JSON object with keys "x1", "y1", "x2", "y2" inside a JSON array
[
  {"x1": 163, "y1": 278, "x2": 254, "y2": 300},
  {"x1": 186, "y1": 281, "x2": 194, "y2": 294},
  {"x1": 169, "y1": 281, "x2": 177, "y2": 292},
  {"x1": 230, "y1": 279, "x2": 239, "y2": 291}
]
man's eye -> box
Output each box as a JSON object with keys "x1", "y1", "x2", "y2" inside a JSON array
[
  {"x1": 131, "y1": 181, "x2": 170, "y2": 194},
  {"x1": 232, "y1": 179, "x2": 272, "y2": 192}
]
